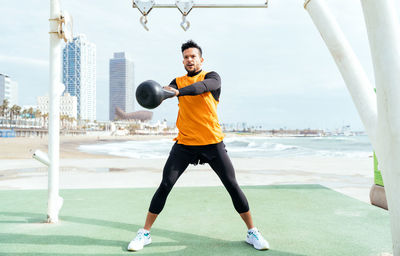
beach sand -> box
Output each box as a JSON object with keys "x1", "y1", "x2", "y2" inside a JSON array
[
  {"x1": 0, "y1": 135, "x2": 174, "y2": 159},
  {"x1": 0, "y1": 135, "x2": 374, "y2": 204}
]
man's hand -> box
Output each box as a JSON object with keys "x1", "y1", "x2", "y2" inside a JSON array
[{"x1": 163, "y1": 86, "x2": 179, "y2": 96}]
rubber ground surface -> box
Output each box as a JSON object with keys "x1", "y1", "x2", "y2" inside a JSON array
[{"x1": 0, "y1": 185, "x2": 392, "y2": 255}]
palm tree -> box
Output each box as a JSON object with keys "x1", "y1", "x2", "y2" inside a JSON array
[
  {"x1": 9, "y1": 105, "x2": 21, "y2": 127},
  {"x1": 22, "y1": 109, "x2": 28, "y2": 117},
  {"x1": 0, "y1": 99, "x2": 9, "y2": 116},
  {"x1": 34, "y1": 109, "x2": 42, "y2": 127},
  {"x1": 60, "y1": 114, "x2": 68, "y2": 129},
  {"x1": 27, "y1": 107, "x2": 33, "y2": 115},
  {"x1": 67, "y1": 116, "x2": 75, "y2": 130},
  {"x1": 69, "y1": 116, "x2": 76, "y2": 129},
  {"x1": 21, "y1": 109, "x2": 28, "y2": 127},
  {"x1": 0, "y1": 99, "x2": 9, "y2": 126},
  {"x1": 34, "y1": 109, "x2": 42, "y2": 118},
  {"x1": 16, "y1": 105, "x2": 22, "y2": 126},
  {"x1": 24, "y1": 107, "x2": 34, "y2": 127},
  {"x1": 42, "y1": 113, "x2": 49, "y2": 128},
  {"x1": 27, "y1": 107, "x2": 34, "y2": 119}
]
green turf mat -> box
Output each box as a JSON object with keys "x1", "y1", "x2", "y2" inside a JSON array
[{"x1": 0, "y1": 185, "x2": 392, "y2": 255}]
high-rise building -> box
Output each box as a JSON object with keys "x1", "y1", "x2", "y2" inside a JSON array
[
  {"x1": 37, "y1": 92, "x2": 78, "y2": 119},
  {"x1": 63, "y1": 34, "x2": 96, "y2": 121},
  {"x1": 109, "y1": 52, "x2": 135, "y2": 121},
  {"x1": 0, "y1": 73, "x2": 18, "y2": 106}
]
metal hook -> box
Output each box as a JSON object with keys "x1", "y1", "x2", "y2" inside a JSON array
[
  {"x1": 140, "y1": 15, "x2": 149, "y2": 31},
  {"x1": 180, "y1": 15, "x2": 190, "y2": 31},
  {"x1": 134, "y1": 0, "x2": 154, "y2": 31},
  {"x1": 176, "y1": 0, "x2": 193, "y2": 31}
]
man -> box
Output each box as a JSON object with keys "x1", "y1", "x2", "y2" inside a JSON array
[{"x1": 128, "y1": 40, "x2": 269, "y2": 251}]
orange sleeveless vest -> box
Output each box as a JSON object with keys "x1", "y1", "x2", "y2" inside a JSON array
[{"x1": 174, "y1": 71, "x2": 225, "y2": 145}]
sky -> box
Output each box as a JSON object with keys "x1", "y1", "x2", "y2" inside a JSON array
[{"x1": 0, "y1": 0, "x2": 395, "y2": 130}]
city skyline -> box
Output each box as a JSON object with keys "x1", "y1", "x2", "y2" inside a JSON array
[{"x1": 1, "y1": 0, "x2": 394, "y2": 130}]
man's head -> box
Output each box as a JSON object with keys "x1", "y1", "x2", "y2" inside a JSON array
[{"x1": 181, "y1": 40, "x2": 204, "y2": 75}]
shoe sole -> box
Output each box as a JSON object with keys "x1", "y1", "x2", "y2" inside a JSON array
[
  {"x1": 246, "y1": 240, "x2": 269, "y2": 250},
  {"x1": 127, "y1": 239, "x2": 151, "y2": 251},
  {"x1": 127, "y1": 248, "x2": 142, "y2": 252}
]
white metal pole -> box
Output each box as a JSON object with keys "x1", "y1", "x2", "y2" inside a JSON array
[
  {"x1": 304, "y1": 0, "x2": 377, "y2": 146},
  {"x1": 360, "y1": 0, "x2": 400, "y2": 254},
  {"x1": 48, "y1": 0, "x2": 63, "y2": 223}
]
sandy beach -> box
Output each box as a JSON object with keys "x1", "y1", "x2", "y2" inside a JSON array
[
  {"x1": 0, "y1": 135, "x2": 375, "y2": 204},
  {"x1": 0, "y1": 135, "x2": 175, "y2": 159}
]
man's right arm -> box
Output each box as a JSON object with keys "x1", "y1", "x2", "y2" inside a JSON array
[
  {"x1": 163, "y1": 79, "x2": 179, "y2": 96},
  {"x1": 169, "y1": 79, "x2": 178, "y2": 90}
]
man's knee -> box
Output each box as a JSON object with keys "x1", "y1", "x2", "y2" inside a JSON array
[
  {"x1": 223, "y1": 177, "x2": 240, "y2": 191},
  {"x1": 159, "y1": 179, "x2": 174, "y2": 193}
]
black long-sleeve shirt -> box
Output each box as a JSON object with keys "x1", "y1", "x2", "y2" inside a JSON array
[{"x1": 169, "y1": 70, "x2": 221, "y2": 101}]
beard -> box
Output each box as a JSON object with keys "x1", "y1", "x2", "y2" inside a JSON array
[{"x1": 185, "y1": 65, "x2": 200, "y2": 76}]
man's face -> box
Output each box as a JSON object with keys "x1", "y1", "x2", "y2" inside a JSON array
[{"x1": 182, "y1": 48, "x2": 203, "y2": 74}]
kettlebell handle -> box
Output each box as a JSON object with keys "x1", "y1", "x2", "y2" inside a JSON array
[{"x1": 162, "y1": 88, "x2": 176, "y2": 99}]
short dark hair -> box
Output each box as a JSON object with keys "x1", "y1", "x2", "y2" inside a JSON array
[{"x1": 181, "y1": 40, "x2": 202, "y2": 57}]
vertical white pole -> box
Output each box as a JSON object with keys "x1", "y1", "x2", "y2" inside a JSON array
[
  {"x1": 303, "y1": 0, "x2": 377, "y2": 146},
  {"x1": 360, "y1": 0, "x2": 400, "y2": 255},
  {"x1": 48, "y1": 0, "x2": 63, "y2": 223}
]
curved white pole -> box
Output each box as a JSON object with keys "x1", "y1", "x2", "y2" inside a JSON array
[
  {"x1": 304, "y1": 0, "x2": 377, "y2": 147},
  {"x1": 360, "y1": 0, "x2": 400, "y2": 254},
  {"x1": 48, "y1": 0, "x2": 63, "y2": 223}
]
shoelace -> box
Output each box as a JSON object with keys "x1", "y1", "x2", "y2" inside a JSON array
[
  {"x1": 248, "y1": 230, "x2": 261, "y2": 241},
  {"x1": 135, "y1": 232, "x2": 145, "y2": 241},
  {"x1": 135, "y1": 231, "x2": 150, "y2": 241}
]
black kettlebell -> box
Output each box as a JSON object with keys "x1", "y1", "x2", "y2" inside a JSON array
[{"x1": 136, "y1": 80, "x2": 176, "y2": 109}]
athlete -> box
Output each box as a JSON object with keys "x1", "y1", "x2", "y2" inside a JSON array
[{"x1": 128, "y1": 40, "x2": 269, "y2": 251}]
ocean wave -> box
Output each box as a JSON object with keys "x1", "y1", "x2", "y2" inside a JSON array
[{"x1": 78, "y1": 135, "x2": 373, "y2": 159}]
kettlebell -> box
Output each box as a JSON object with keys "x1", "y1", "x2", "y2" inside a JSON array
[{"x1": 136, "y1": 80, "x2": 176, "y2": 109}]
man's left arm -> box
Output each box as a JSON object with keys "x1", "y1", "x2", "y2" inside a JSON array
[{"x1": 178, "y1": 71, "x2": 221, "y2": 96}]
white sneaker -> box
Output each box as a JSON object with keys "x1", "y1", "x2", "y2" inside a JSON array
[
  {"x1": 127, "y1": 228, "x2": 152, "y2": 251},
  {"x1": 246, "y1": 228, "x2": 270, "y2": 250}
]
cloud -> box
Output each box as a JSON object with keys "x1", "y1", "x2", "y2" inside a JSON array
[{"x1": 0, "y1": 55, "x2": 48, "y2": 68}]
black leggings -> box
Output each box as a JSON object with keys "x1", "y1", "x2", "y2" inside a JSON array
[{"x1": 149, "y1": 142, "x2": 250, "y2": 214}]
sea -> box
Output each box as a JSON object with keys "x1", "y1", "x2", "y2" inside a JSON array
[{"x1": 78, "y1": 135, "x2": 373, "y2": 159}]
